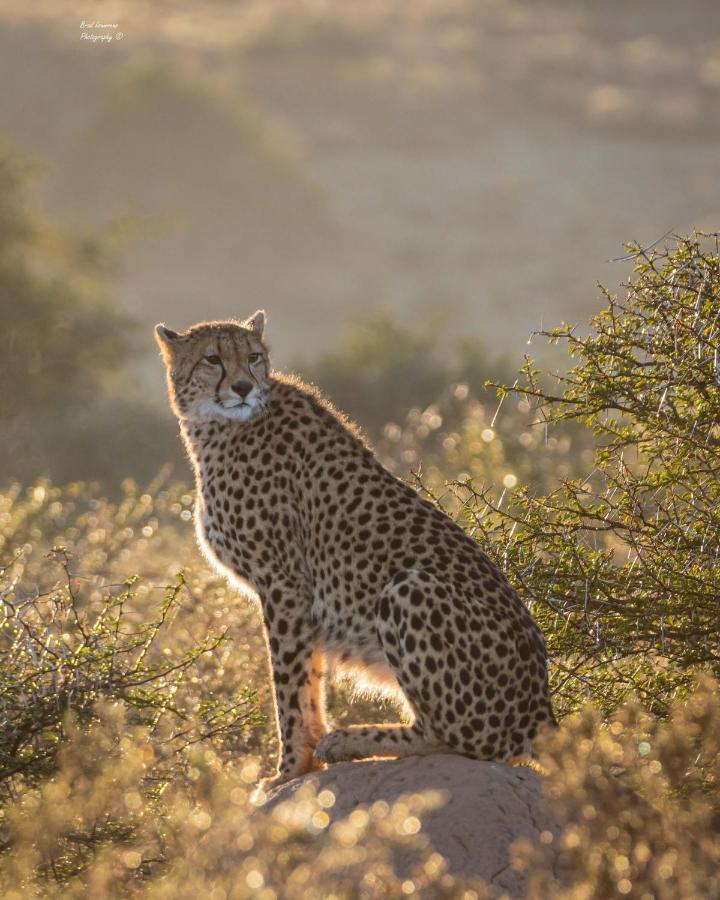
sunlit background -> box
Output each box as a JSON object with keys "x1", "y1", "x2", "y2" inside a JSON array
[
  {"x1": 1, "y1": 8, "x2": 720, "y2": 893},
  {"x1": 1, "y1": 0, "x2": 719, "y2": 483}
]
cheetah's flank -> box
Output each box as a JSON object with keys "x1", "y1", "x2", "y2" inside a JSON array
[{"x1": 155, "y1": 312, "x2": 556, "y2": 791}]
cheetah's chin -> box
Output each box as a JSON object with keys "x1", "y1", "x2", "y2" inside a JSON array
[
  {"x1": 188, "y1": 399, "x2": 267, "y2": 425},
  {"x1": 215, "y1": 400, "x2": 266, "y2": 423}
]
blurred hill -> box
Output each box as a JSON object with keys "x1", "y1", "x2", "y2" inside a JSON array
[{"x1": 0, "y1": 0, "x2": 718, "y2": 397}]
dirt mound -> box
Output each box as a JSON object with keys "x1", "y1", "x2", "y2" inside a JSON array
[{"x1": 264, "y1": 754, "x2": 557, "y2": 897}]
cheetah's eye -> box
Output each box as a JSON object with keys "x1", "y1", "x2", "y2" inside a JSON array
[
  {"x1": 248, "y1": 353, "x2": 262, "y2": 364},
  {"x1": 204, "y1": 355, "x2": 222, "y2": 366}
]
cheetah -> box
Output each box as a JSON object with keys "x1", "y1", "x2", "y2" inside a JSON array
[{"x1": 156, "y1": 311, "x2": 556, "y2": 790}]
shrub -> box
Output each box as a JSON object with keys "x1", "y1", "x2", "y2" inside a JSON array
[
  {"x1": 295, "y1": 313, "x2": 516, "y2": 436},
  {"x1": 0, "y1": 482, "x2": 266, "y2": 828},
  {"x1": 0, "y1": 705, "x2": 479, "y2": 898},
  {"x1": 460, "y1": 233, "x2": 720, "y2": 717},
  {"x1": 515, "y1": 674, "x2": 720, "y2": 899},
  {"x1": 0, "y1": 145, "x2": 132, "y2": 423},
  {"x1": 0, "y1": 144, "x2": 179, "y2": 486},
  {"x1": 374, "y1": 381, "x2": 592, "y2": 493},
  {"x1": 0, "y1": 552, "x2": 256, "y2": 799}
]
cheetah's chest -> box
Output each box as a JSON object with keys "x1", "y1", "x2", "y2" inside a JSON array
[
  {"x1": 194, "y1": 453, "x2": 298, "y2": 587},
  {"x1": 194, "y1": 496, "x2": 259, "y2": 592}
]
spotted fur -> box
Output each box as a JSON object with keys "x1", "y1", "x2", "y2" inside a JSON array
[{"x1": 156, "y1": 313, "x2": 556, "y2": 789}]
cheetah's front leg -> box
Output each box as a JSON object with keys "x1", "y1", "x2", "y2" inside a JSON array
[{"x1": 258, "y1": 587, "x2": 328, "y2": 793}]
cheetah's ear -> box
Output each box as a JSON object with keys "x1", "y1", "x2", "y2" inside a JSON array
[
  {"x1": 245, "y1": 309, "x2": 266, "y2": 339},
  {"x1": 154, "y1": 324, "x2": 182, "y2": 360}
]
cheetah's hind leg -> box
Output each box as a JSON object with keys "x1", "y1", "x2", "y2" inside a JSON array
[
  {"x1": 314, "y1": 571, "x2": 468, "y2": 766},
  {"x1": 371, "y1": 568, "x2": 549, "y2": 763}
]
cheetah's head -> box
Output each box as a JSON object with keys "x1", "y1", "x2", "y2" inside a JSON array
[{"x1": 154, "y1": 311, "x2": 271, "y2": 426}]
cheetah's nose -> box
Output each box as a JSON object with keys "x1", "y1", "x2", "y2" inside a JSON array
[{"x1": 232, "y1": 380, "x2": 254, "y2": 399}]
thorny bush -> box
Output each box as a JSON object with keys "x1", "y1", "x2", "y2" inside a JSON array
[{"x1": 459, "y1": 234, "x2": 720, "y2": 717}]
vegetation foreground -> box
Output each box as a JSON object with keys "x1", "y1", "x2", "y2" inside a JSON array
[{"x1": 1, "y1": 236, "x2": 720, "y2": 896}]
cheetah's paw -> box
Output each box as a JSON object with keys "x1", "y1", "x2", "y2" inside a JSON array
[
  {"x1": 314, "y1": 730, "x2": 354, "y2": 764},
  {"x1": 251, "y1": 756, "x2": 327, "y2": 804},
  {"x1": 250, "y1": 772, "x2": 291, "y2": 805}
]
